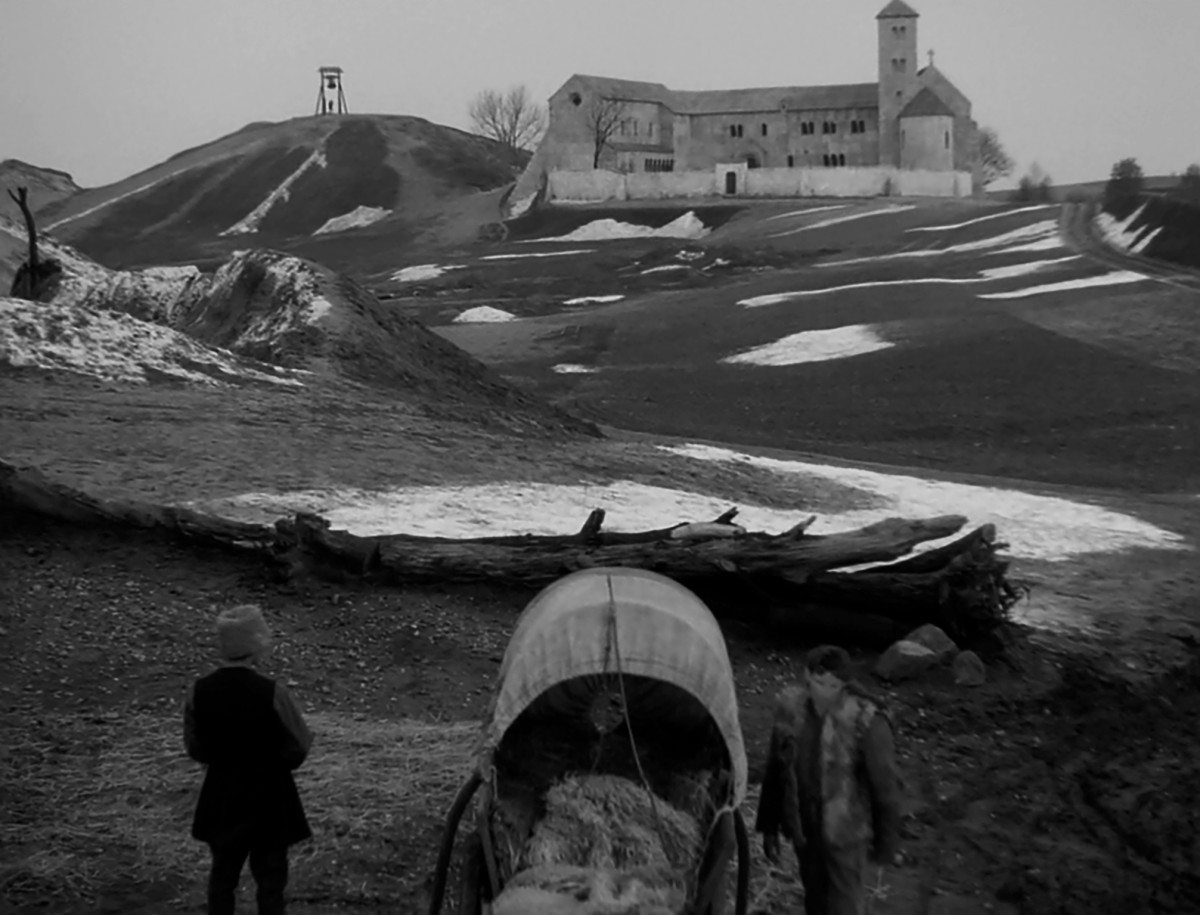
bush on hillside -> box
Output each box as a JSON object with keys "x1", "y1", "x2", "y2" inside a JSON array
[{"x1": 1104, "y1": 157, "x2": 1145, "y2": 218}]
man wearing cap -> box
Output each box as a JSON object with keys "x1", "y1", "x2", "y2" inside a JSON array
[
  {"x1": 754, "y1": 645, "x2": 903, "y2": 915},
  {"x1": 184, "y1": 604, "x2": 314, "y2": 915}
]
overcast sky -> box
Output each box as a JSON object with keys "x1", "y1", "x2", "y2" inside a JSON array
[{"x1": 2, "y1": 0, "x2": 1196, "y2": 190}]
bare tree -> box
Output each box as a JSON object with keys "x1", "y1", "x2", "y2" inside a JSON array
[
  {"x1": 977, "y1": 126, "x2": 1015, "y2": 187},
  {"x1": 468, "y1": 85, "x2": 547, "y2": 154},
  {"x1": 585, "y1": 97, "x2": 628, "y2": 169}
]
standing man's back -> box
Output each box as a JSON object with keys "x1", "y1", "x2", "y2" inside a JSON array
[{"x1": 185, "y1": 604, "x2": 313, "y2": 915}]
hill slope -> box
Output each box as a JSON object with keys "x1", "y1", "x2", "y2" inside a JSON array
[
  {"x1": 36, "y1": 115, "x2": 520, "y2": 271},
  {"x1": 0, "y1": 159, "x2": 82, "y2": 222},
  {"x1": 0, "y1": 228, "x2": 597, "y2": 438}
]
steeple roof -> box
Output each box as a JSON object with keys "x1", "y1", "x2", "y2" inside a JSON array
[{"x1": 877, "y1": 0, "x2": 919, "y2": 19}]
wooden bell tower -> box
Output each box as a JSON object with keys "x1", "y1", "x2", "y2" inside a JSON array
[{"x1": 315, "y1": 66, "x2": 349, "y2": 115}]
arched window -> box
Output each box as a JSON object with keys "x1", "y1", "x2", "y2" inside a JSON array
[
  {"x1": 839, "y1": 153, "x2": 846, "y2": 166},
  {"x1": 945, "y1": 131, "x2": 950, "y2": 149},
  {"x1": 823, "y1": 154, "x2": 830, "y2": 167}
]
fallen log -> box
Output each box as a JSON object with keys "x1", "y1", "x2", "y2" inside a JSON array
[
  {"x1": 272, "y1": 510, "x2": 969, "y2": 586},
  {"x1": 1, "y1": 458, "x2": 1019, "y2": 645},
  {"x1": 0, "y1": 460, "x2": 274, "y2": 550}
]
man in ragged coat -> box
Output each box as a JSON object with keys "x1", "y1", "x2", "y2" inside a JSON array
[
  {"x1": 184, "y1": 604, "x2": 314, "y2": 915},
  {"x1": 754, "y1": 645, "x2": 903, "y2": 915}
]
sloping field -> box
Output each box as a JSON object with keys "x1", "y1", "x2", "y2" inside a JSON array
[
  {"x1": 34, "y1": 115, "x2": 518, "y2": 270},
  {"x1": 431, "y1": 202, "x2": 1200, "y2": 492}
]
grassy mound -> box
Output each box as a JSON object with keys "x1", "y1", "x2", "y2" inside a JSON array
[{"x1": 43, "y1": 115, "x2": 517, "y2": 272}]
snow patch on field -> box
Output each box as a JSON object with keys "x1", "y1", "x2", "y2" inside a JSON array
[
  {"x1": 313, "y1": 205, "x2": 390, "y2": 235},
  {"x1": 453, "y1": 306, "x2": 516, "y2": 323},
  {"x1": 723, "y1": 324, "x2": 893, "y2": 365},
  {"x1": 391, "y1": 264, "x2": 466, "y2": 283},
  {"x1": 3, "y1": 221, "x2": 213, "y2": 325},
  {"x1": 740, "y1": 255, "x2": 1086, "y2": 306},
  {"x1": 552, "y1": 363, "x2": 598, "y2": 374},
  {"x1": 822, "y1": 219, "x2": 1065, "y2": 266},
  {"x1": 976, "y1": 255, "x2": 1082, "y2": 280},
  {"x1": 977, "y1": 270, "x2": 1151, "y2": 299},
  {"x1": 1094, "y1": 205, "x2": 1162, "y2": 254},
  {"x1": 564, "y1": 295, "x2": 624, "y2": 305},
  {"x1": 764, "y1": 205, "x2": 849, "y2": 221},
  {"x1": 0, "y1": 297, "x2": 309, "y2": 387},
  {"x1": 479, "y1": 249, "x2": 594, "y2": 261},
  {"x1": 220, "y1": 147, "x2": 328, "y2": 236},
  {"x1": 525, "y1": 212, "x2": 710, "y2": 243},
  {"x1": 44, "y1": 168, "x2": 189, "y2": 231},
  {"x1": 740, "y1": 278, "x2": 979, "y2": 306},
  {"x1": 769, "y1": 204, "x2": 916, "y2": 238},
  {"x1": 185, "y1": 444, "x2": 1188, "y2": 565},
  {"x1": 907, "y1": 205, "x2": 1057, "y2": 233},
  {"x1": 641, "y1": 264, "x2": 688, "y2": 275},
  {"x1": 657, "y1": 443, "x2": 1188, "y2": 564}
]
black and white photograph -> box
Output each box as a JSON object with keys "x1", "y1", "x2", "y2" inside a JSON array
[{"x1": 2, "y1": 1, "x2": 1198, "y2": 913}]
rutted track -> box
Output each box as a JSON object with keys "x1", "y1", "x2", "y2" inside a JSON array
[{"x1": 1060, "y1": 201, "x2": 1200, "y2": 293}]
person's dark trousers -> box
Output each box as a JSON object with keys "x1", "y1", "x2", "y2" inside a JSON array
[
  {"x1": 800, "y1": 839, "x2": 867, "y2": 915},
  {"x1": 207, "y1": 841, "x2": 290, "y2": 915}
]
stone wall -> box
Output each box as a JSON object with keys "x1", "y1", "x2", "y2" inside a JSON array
[{"x1": 546, "y1": 166, "x2": 972, "y2": 202}]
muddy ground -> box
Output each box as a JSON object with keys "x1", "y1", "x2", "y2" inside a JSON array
[{"x1": 2, "y1": 513, "x2": 1198, "y2": 915}]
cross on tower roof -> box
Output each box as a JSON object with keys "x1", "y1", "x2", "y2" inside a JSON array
[{"x1": 928, "y1": 49, "x2": 935, "y2": 67}]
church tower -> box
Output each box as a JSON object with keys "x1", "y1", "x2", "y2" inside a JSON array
[{"x1": 876, "y1": 0, "x2": 919, "y2": 167}]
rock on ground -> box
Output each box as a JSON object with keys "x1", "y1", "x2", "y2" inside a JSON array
[
  {"x1": 874, "y1": 639, "x2": 939, "y2": 682},
  {"x1": 953, "y1": 649, "x2": 987, "y2": 686}
]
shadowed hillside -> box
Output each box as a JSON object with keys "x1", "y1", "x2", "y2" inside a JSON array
[{"x1": 35, "y1": 115, "x2": 521, "y2": 271}]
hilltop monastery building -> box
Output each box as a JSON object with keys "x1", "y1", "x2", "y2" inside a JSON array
[{"x1": 514, "y1": 1, "x2": 979, "y2": 203}]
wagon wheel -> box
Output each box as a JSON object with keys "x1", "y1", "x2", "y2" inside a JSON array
[
  {"x1": 427, "y1": 772, "x2": 483, "y2": 915},
  {"x1": 456, "y1": 832, "x2": 484, "y2": 915},
  {"x1": 692, "y1": 810, "x2": 735, "y2": 915},
  {"x1": 733, "y1": 808, "x2": 750, "y2": 915}
]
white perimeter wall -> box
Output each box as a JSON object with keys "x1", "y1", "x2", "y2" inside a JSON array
[{"x1": 547, "y1": 166, "x2": 972, "y2": 202}]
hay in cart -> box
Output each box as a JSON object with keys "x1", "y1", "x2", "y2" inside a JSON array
[{"x1": 427, "y1": 567, "x2": 752, "y2": 915}]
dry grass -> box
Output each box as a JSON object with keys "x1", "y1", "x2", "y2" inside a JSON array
[
  {"x1": 1, "y1": 707, "x2": 816, "y2": 912},
  {"x1": 0, "y1": 710, "x2": 479, "y2": 910}
]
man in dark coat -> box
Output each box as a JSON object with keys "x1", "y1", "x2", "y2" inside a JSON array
[
  {"x1": 184, "y1": 604, "x2": 314, "y2": 915},
  {"x1": 755, "y1": 645, "x2": 903, "y2": 915}
]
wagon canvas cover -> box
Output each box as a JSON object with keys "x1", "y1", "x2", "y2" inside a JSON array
[{"x1": 474, "y1": 567, "x2": 749, "y2": 804}]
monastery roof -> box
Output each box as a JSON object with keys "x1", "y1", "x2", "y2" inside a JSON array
[
  {"x1": 877, "y1": 0, "x2": 920, "y2": 19},
  {"x1": 566, "y1": 75, "x2": 879, "y2": 113},
  {"x1": 900, "y1": 87, "x2": 955, "y2": 118}
]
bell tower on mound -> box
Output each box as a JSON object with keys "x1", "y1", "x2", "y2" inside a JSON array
[{"x1": 315, "y1": 66, "x2": 349, "y2": 115}]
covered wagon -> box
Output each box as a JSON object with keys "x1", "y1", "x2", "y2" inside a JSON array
[{"x1": 428, "y1": 567, "x2": 752, "y2": 915}]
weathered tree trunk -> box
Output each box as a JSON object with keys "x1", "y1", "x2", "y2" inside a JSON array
[
  {"x1": 6, "y1": 185, "x2": 62, "y2": 301},
  {"x1": 8, "y1": 186, "x2": 38, "y2": 280},
  {"x1": 0, "y1": 460, "x2": 274, "y2": 550},
  {"x1": 1, "y1": 458, "x2": 1021, "y2": 645}
]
